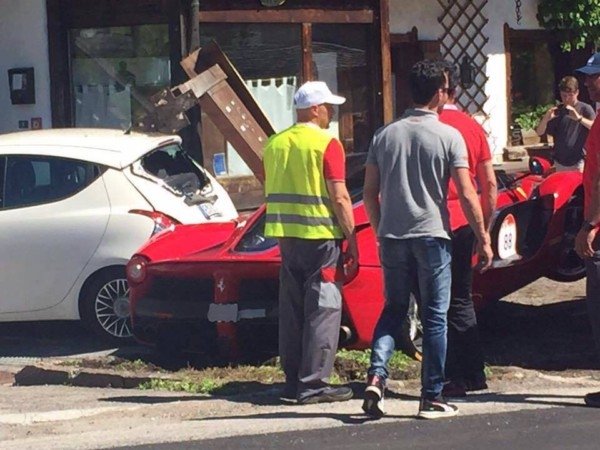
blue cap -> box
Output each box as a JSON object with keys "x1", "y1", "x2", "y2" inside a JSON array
[{"x1": 576, "y1": 53, "x2": 600, "y2": 75}]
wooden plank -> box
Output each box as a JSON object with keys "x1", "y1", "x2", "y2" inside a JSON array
[
  {"x1": 504, "y1": 23, "x2": 512, "y2": 143},
  {"x1": 379, "y1": 0, "x2": 392, "y2": 124},
  {"x1": 302, "y1": 23, "x2": 313, "y2": 82},
  {"x1": 390, "y1": 27, "x2": 418, "y2": 45},
  {"x1": 198, "y1": 9, "x2": 374, "y2": 24},
  {"x1": 181, "y1": 43, "x2": 275, "y2": 137},
  {"x1": 181, "y1": 46, "x2": 271, "y2": 183},
  {"x1": 199, "y1": 82, "x2": 267, "y2": 182}
]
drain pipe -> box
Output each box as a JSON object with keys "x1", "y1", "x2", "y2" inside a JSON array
[{"x1": 190, "y1": 0, "x2": 200, "y2": 53}]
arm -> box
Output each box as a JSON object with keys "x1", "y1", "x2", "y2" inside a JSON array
[
  {"x1": 326, "y1": 179, "x2": 358, "y2": 274},
  {"x1": 475, "y1": 160, "x2": 498, "y2": 231},
  {"x1": 451, "y1": 166, "x2": 493, "y2": 270},
  {"x1": 362, "y1": 163, "x2": 381, "y2": 234},
  {"x1": 536, "y1": 107, "x2": 557, "y2": 136},
  {"x1": 576, "y1": 151, "x2": 600, "y2": 258},
  {"x1": 566, "y1": 105, "x2": 595, "y2": 130}
]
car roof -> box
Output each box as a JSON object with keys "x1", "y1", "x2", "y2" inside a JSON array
[{"x1": 0, "y1": 128, "x2": 182, "y2": 169}]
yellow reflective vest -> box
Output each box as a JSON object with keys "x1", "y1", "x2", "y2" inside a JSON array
[{"x1": 263, "y1": 123, "x2": 343, "y2": 239}]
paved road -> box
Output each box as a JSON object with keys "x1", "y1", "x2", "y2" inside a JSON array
[{"x1": 124, "y1": 406, "x2": 600, "y2": 450}]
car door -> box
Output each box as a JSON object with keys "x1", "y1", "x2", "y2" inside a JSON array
[{"x1": 0, "y1": 155, "x2": 110, "y2": 314}]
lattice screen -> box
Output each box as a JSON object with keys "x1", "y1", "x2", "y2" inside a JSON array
[{"x1": 437, "y1": 0, "x2": 489, "y2": 116}]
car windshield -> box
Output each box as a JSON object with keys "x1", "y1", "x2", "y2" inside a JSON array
[{"x1": 134, "y1": 144, "x2": 209, "y2": 196}]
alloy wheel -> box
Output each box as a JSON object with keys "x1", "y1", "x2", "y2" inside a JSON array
[{"x1": 94, "y1": 278, "x2": 133, "y2": 339}]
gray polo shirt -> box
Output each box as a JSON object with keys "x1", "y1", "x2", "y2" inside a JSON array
[{"x1": 366, "y1": 108, "x2": 469, "y2": 240}]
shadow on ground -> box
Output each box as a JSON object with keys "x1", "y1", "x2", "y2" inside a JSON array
[{"x1": 479, "y1": 298, "x2": 600, "y2": 371}]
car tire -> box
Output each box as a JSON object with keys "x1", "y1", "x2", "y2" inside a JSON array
[
  {"x1": 79, "y1": 267, "x2": 133, "y2": 344},
  {"x1": 546, "y1": 194, "x2": 586, "y2": 282},
  {"x1": 397, "y1": 294, "x2": 423, "y2": 361}
]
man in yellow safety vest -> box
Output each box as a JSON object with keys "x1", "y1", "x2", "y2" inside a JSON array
[{"x1": 264, "y1": 81, "x2": 358, "y2": 405}]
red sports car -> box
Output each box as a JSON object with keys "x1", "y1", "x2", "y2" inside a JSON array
[{"x1": 126, "y1": 157, "x2": 585, "y2": 360}]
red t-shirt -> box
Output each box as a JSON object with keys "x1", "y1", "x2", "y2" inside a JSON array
[
  {"x1": 439, "y1": 106, "x2": 492, "y2": 229},
  {"x1": 584, "y1": 117, "x2": 600, "y2": 217},
  {"x1": 323, "y1": 138, "x2": 346, "y2": 181}
]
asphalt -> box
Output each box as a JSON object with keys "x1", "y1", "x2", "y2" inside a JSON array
[{"x1": 2, "y1": 373, "x2": 600, "y2": 450}]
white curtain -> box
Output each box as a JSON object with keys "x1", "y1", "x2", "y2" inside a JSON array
[
  {"x1": 75, "y1": 84, "x2": 131, "y2": 129},
  {"x1": 226, "y1": 76, "x2": 297, "y2": 176}
]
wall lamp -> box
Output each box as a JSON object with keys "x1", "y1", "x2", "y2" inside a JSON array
[{"x1": 460, "y1": 55, "x2": 476, "y2": 89}]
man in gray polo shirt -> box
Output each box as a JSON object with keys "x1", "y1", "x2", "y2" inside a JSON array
[{"x1": 361, "y1": 60, "x2": 493, "y2": 419}]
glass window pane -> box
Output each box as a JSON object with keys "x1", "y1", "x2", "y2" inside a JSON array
[
  {"x1": 312, "y1": 24, "x2": 372, "y2": 154},
  {"x1": 200, "y1": 24, "x2": 301, "y2": 176},
  {"x1": 69, "y1": 25, "x2": 171, "y2": 129},
  {"x1": 4, "y1": 156, "x2": 98, "y2": 208}
]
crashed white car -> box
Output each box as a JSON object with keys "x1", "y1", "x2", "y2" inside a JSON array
[{"x1": 0, "y1": 128, "x2": 237, "y2": 342}]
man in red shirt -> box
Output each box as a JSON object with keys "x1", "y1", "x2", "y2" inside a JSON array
[
  {"x1": 439, "y1": 62, "x2": 497, "y2": 397},
  {"x1": 575, "y1": 53, "x2": 600, "y2": 407}
]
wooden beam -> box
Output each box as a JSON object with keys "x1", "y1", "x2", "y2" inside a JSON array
[
  {"x1": 302, "y1": 23, "x2": 313, "y2": 82},
  {"x1": 198, "y1": 9, "x2": 374, "y2": 24},
  {"x1": 504, "y1": 23, "x2": 512, "y2": 144},
  {"x1": 379, "y1": 0, "x2": 393, "y2": 124},
  {"x1": 181, "y1": 45, "x2": 275, "y2": 183}
]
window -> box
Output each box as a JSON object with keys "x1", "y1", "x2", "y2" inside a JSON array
[
  {"x1": 3, "y1": 156, "x2": 100, "y2": 209},
  {"x1": 199, "y1": 24, "x2": 302, "y2": 177},
  {"x1": 136, "y1": 144, "x2": 209, "y2": 197},
  {"x1": 69, "y1": 25, "x2": 171, "y2": 129}
]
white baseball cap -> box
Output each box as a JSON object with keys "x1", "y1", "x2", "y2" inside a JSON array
[{"x1": 293, "y1": 81, "x2": 346, "y2": 109}]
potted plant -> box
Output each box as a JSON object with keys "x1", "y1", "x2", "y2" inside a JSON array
[{"x1": 512, "y1": 103, "x2": 554, "y2": 146}]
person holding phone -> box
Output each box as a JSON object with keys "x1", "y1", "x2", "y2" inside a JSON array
[{"x1": 536, "y1": 76, "x2": 596, "y2": 172}]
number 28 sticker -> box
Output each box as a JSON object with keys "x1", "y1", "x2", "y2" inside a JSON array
[{"x1": 497, "y1": 213, "x2": 518, "y2": 259}]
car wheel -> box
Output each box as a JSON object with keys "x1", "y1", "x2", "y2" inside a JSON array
[
  {"x1": 546, "y1": 194, "x2": 586, "y2": 282},
  {"x1": 398, "y1": 294, "x2": 423, "y2": 361},
  {"x1": 79, "y1": 267, "x2": 133, "y2": 343}
]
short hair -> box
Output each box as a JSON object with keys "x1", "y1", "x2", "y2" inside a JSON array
[
  {"x1": 559, "y1": 76, "x2": 579, "y2": 92},
  {"x1": 409, "y1": 60, "x2": 447, "y2": 105}
]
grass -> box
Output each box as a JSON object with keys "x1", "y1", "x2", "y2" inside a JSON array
[{"x1": 136, "y1": 349, "x2": 419, "y2": 396}]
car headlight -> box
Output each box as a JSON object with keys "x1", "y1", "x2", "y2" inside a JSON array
[{"x1": 127, "y1": 255, "x2": 149, "y2": 284}]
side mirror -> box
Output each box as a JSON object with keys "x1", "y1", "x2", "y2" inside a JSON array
[{"x1": 529, "y1": 156, "x2": 553, "y2": 176}]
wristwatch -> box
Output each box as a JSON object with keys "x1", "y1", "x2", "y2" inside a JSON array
[{"x1": 582, "y1": 220, "x2": 597, "y2": 232}]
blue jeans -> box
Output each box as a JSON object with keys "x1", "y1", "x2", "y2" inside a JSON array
[{"x1": 368, "y1": 237, "x2": 452, "y2": 400}]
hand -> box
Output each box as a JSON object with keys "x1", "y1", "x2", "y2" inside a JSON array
[
  {"x1": 545, "y1": 106, "x2": 558, "y2": 119},
  {"x1": 475, "y1": 237, "x2": 493, "y2": 273},
  {"x1": 565, "y1": 105, "x2": 582, "y2": 122},
  {"x1": 343, "y1": 238, "x2": 359, "y2": 279},
  {"x1": 575, "y1": 227, "x2": 598, "y2": 259}
]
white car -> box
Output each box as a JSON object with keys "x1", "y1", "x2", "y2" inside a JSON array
[{"x1": 0, "y1": 128, "x2": 238, "y2": 342}]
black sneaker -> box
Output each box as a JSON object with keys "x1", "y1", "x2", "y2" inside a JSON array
[
  {"x1": 280, "y1": 383, "x2": 297, "y2": 401},
  {"x1": 362, "y1": 375, "x2": 386, "y2": 418},
  {"x1": 297, "y1": 385, "x2": 353, "y2": 405},
  {"x1": 417, "y1": 397, "x2": 458, "y2": 419},
  {"x1": 584, "y1": 391, "x2": 600, "y2": 407}
]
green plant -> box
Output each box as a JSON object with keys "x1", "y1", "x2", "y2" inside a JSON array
[
  {"x1": 140, "y1": 377, "x2": 222, "y2": 394},
  {"x1": 513, "y1": 104, "x2": 553, "y2": 131},
  {"x1": 538, "y1": 0, "x2": 600, "y2": 51}
]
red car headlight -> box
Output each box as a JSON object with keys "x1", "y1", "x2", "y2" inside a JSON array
[{"x1": 127, "y1": 255, "x2": 149, "y2": 284}]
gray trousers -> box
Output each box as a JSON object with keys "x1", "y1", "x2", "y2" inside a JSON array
[
  {"x1": 586, "y1": 251, "x2": 600, "y2": 355},
  {"x1": 278, "y1": 237, "x2": 343, "y2": 392}
]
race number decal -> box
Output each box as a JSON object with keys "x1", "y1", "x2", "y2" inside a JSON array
[{"x1": 498, "y1": 213, "x2": 518, "y2": 259}]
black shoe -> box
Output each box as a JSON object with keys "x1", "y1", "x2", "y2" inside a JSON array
[
  {"x1": 464, "y1": 375, "x2": 488, "y2": 392},
  {"x1": 280, "y1": 383, "x2": 297, "y2": 401},
  {"x1": 297, "y1": 385, "x2": 353, "y2": 405},
  {"x1": 584, "y1": 391, "x2": 600, "y2": 407},
  {"x1": 362, "y1": 375, "x2": 386, "y2": 418},
  {"x1": 417, "y1": 397, "x2": 458, "y2": 419},
  {"x1": 442, "y1": 381, "x2": 467, "y2": 398}
]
